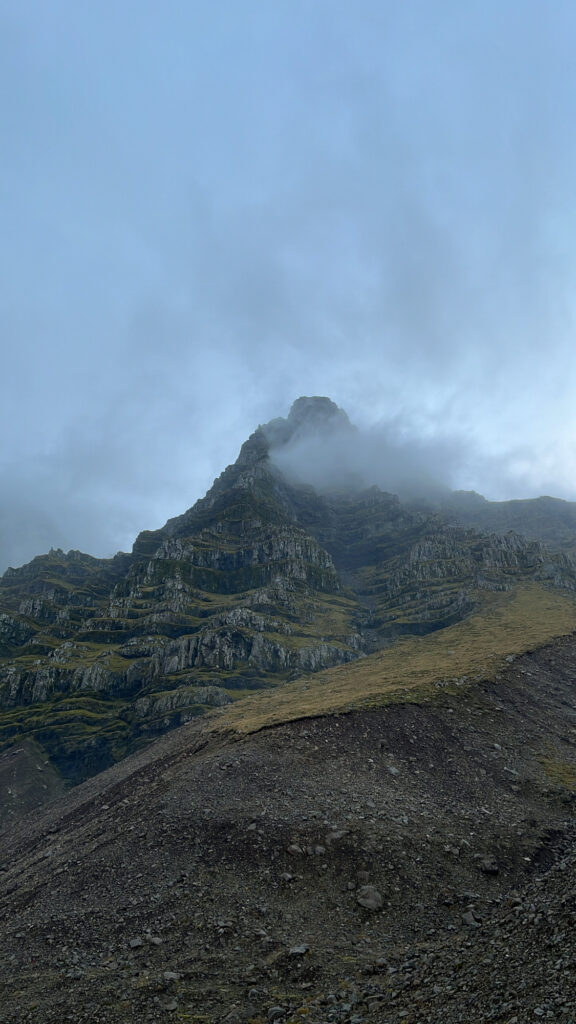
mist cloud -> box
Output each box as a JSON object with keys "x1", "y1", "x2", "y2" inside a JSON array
[
  {"x1": 269, "y1": 416, "x2": 461, "y2": 498},
  {"x1": 267, "y1": 408, "x2": 562, "y2": 506}
]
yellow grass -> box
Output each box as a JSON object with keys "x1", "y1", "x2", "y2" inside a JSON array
[
  {"x1": 540, "y1": 755, "x2": 576, "y2": 790},
  {"x1": 215, "y1": 583, "x2": 576, "y2": 734}
]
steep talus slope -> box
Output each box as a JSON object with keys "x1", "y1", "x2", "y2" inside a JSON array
[
  {"x1": 1, "y1": 396, "x2": 576, "y2": 791},
  {"x1": 1, "y1": 634, "x2": 576, "y2": 1022}
]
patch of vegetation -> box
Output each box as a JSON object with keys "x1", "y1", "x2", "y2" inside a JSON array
[
  {"x1": 0, "y1": 692, "x2": 133, "y2": 784},
  {"x1": 217, "y1": 584, "x2": 576, "y2": 734},
  {"x1": 540, "y1": 756, "x2": 576, "y2": 790}
]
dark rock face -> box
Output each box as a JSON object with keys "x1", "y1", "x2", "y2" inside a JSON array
[
  {"x1": 435, "y1": 491, "x2": 576, "y2": 554},
  {"x1": 1, "y1": 397, "x2": 576, "y2": 785}
]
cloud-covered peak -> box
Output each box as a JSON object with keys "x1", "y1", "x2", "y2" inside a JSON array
[
  {"x1": 286, "y1": 396, "x2": 352, "y2": 436},
  {"x1": 262, "y1": 396, "x2": 353, "y2": 452},
  {"x1": 265, "y1": 397, "x2": 461, "y2": 498}
]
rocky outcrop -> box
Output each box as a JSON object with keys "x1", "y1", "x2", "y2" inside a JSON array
[
  {"x1": 0, "y1": 613, "x2": 35, "y2": 651},
  {"x1": 149, "y1": 628, "x2": 356, "y2": 680},
  {"x1": 133, "y1": 685, "x2": 232, "y2": 718}
]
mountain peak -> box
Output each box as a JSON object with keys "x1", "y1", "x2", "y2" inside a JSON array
[
  {"x1": 286, "y1": 395, "x2": 351, "y2": 433},
  {"x1": 261, "y1": 395, "x2": 353, "y2": 453}
]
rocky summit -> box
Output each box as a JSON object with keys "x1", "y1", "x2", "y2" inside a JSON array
[{"x1": 2, "y1": 397, "x2": 576, "y2": 1022}]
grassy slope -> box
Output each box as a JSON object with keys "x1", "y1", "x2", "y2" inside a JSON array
[{"x1": 218, "y1": 582, "x2": 576, "y2": 733}]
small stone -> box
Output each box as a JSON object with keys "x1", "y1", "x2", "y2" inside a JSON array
[
  {"x1": 129, "y1": 937, "x2": 144, "y2": 948},
  {"x1": 326, "y1": 830, "x2": 347, "y2": 844},
  {"x1": 163, "y1": 971, "x2": 180, "y2": 982},
  {"x1": 462, "y1": 910, "x2": 480, "y2": 927},
  {"x1": 289, "y1": 944, "x2": 310, "y2": 956},
  {"x1": 480, "y1": 857, "x2": 499, "y2": 875},
  {"x1": 268, "y1": 1008, "x2": 285, "y2": 1021},
  {"x1": 357, "y1": 885, "x2": 383, "y2": 911}
]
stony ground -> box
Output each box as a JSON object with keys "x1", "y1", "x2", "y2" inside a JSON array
[{"x1": 2, "y1": 636, "x2": 576, "y2": 1023}]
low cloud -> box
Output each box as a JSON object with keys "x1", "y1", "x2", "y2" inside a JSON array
[
  {"x1": 269, "y1": 417, "x2": 462, "y2": 498},
  {"x1": 268, "y1": 399, "x2": 576, "y2": 508}
]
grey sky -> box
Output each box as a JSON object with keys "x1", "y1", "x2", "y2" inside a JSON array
[{"x1": 2, "y1": 1, "x2": 576, "y2": 571}]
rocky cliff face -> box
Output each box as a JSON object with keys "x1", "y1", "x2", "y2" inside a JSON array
[{"x1": 2, "y1": 397, "x2": 576, "y2": 787}]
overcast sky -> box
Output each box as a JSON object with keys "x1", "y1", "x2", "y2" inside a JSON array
[{"x1": 2, "y1": 0, "x2": 576, "y2": 571}]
